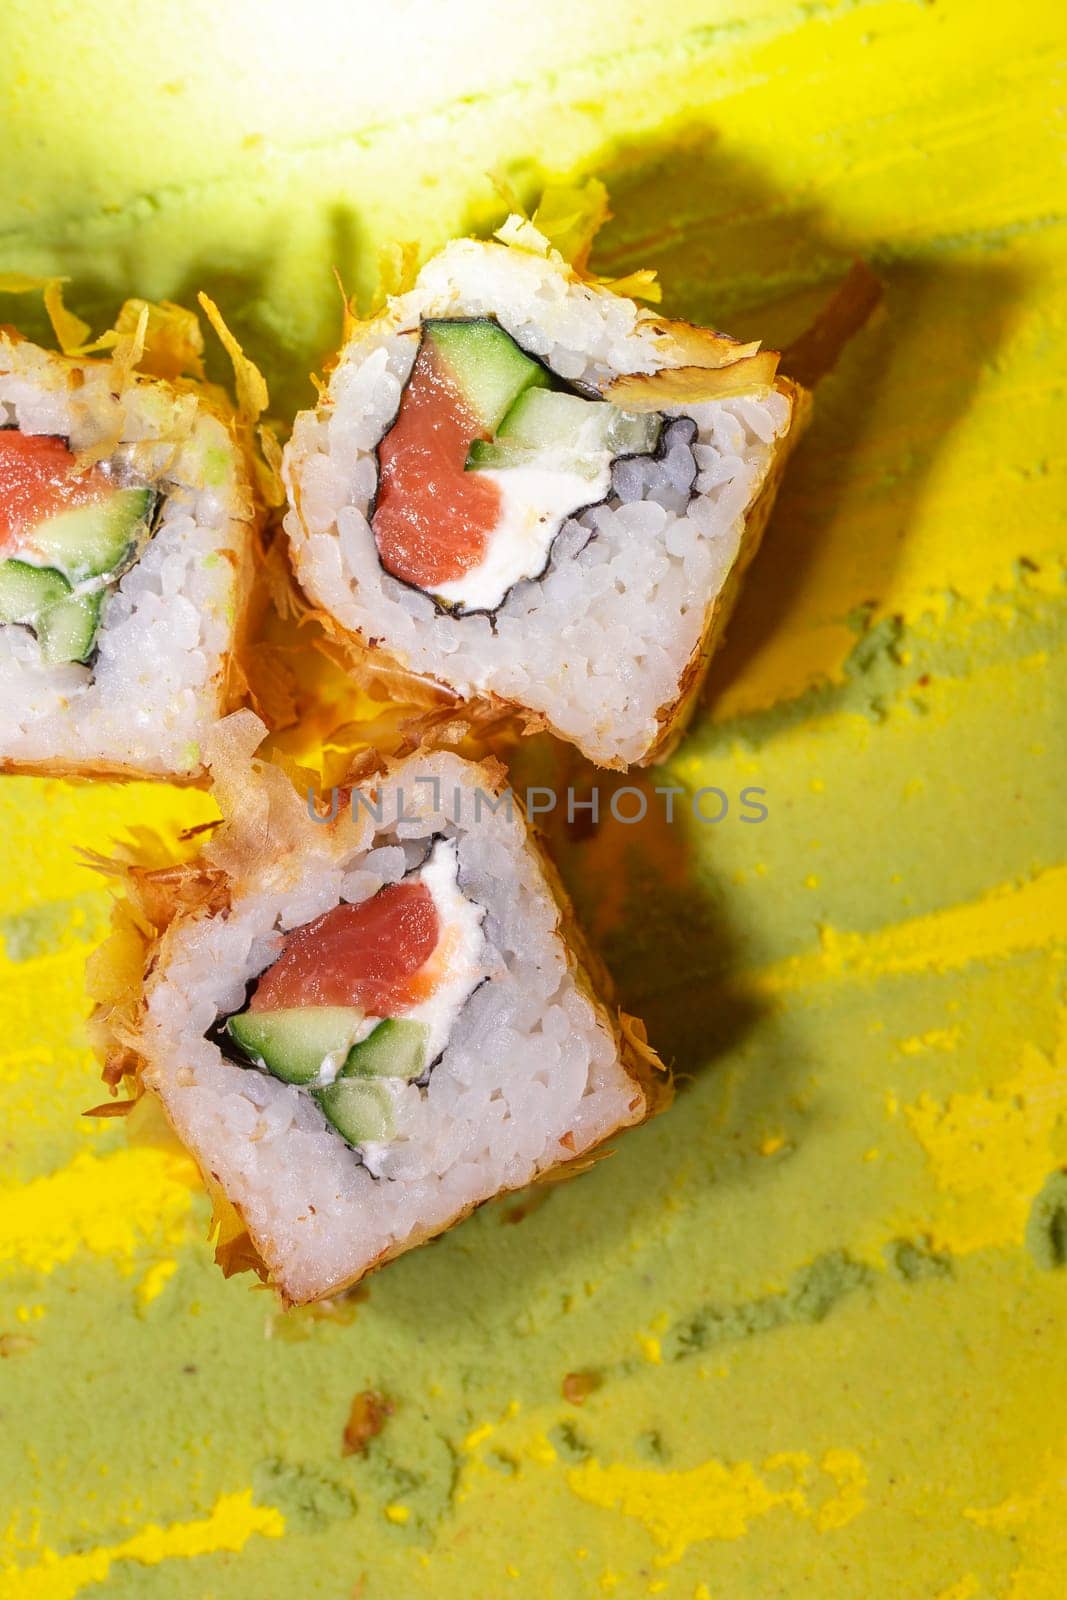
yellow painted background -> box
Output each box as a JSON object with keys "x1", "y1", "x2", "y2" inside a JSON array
[{"x1": 1, "y1": 2, "x2": 1065, "y2": 1596}]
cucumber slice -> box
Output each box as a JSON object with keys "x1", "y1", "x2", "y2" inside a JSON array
[
  {"x1": 227, "y1": 1005, "x2": 367, "y2": 1085},
  {"x1": 465, "y1": 440, "x2": 604, "y2": 478},
  {"x1": 37, "y1": 591, "x2": 103, "y2": 665},
  {"x1": 0, "y1": 561, "x2": 102, "y2": 663},
  {"x1": 314, "y1": 1078, "x2": 395, "y2": 1145},
  {"x1": 496, "y1": 390, "x2": 594, "y2": 446},
  {"x1": 423, "y1": 319, "x2": 550, "y2": 434},
  {"x1": 342, "y1": 1018, "x2": 429, "y2": 1082},
  {"x1": 488, "y1": 388, "x2": 662, "y2": 459},
  {"x1": 0, "y1": 559, "x2": 71, "y2": 624},
  {"x1": 29, "y1": 487, "x2": 155, "y2": 580}
]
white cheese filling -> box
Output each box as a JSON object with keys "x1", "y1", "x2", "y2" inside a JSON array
[
  {"x1": 430, "y1": 453, "x2": 611, "y2": 613},
  {"x1": 396, "y1": 835, "x2": 488, "y2": 1063}
]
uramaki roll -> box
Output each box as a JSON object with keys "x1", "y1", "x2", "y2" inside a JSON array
[
  {"x1": 284, "y1": 213, "x2": 809, "y2": 769},
  {"x1": 92, "y1": 712, "x2": 669, "y2": 1304},
  {"x1": 0, "y1": 303, "x2": 256, "y2": 780}
]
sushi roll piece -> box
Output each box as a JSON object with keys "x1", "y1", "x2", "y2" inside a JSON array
[
  {"x1": 0, "y1": 308, "x2": 256, "y2": 779},
  {"x1": 96, "y1": 712, "x2": 668, "y2": 1303},
  {"x1": 284, "y1": 212, "x2": 809, "y2": 768}
]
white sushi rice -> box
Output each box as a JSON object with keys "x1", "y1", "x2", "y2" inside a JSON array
[
  {"x1": 284, "y1": 225, "x2": 795, "y2": 767},
  {"x1": 0, "y1": 336, "x2": 252, "y2": 778},
  {"x1": 139, "y1": 745, "x2": 649, "y2": 1303}
]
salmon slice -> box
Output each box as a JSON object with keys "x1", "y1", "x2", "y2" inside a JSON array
[
  {"x1": 249, "y1": 880, "x2": 441, "y2": 1016},
  {"x1": 0, "y1": 432, "x2": 111, "y2": 550},
  {"x1": 372, "y1": 341, "x2": 501, "y2": 589}
]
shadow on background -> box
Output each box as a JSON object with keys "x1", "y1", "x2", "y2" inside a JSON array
[
  {"x1": 1, "y1": 199, "x2": 370, "y2": 417},
  {"x1": 582, "y1": 125, "x2": 1025, "y2": 722}
]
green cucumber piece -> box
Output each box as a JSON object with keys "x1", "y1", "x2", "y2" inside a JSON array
[
  {"x1": 227, "y1": 1005, "x2": 367, "y2": 1086},
  {"x1": 29, "y1": 487, "x2": 155, "y2": 580},
  {"x1": 37, "y1": 591, "x2": 103, "y2": 665},
  {"x1": 342, "y1": 1018, "x2": 429, "y2": 1082},
  {"x1": 0, "y1": 559, "x2": 71, "y2": 624},
  {"x1": 0, "y1": 560, "x2": 101, "y2": 664},
  {"x1": 423, "y1": 319, "x2": 550, "y2": 434},
  {"x1": 486, "y1": 388, "x2": 662, "y2": 459},
  {"x1": 465, "y1": 440, "x2": 604, "y2": 478},
  {"x1": 314, "y1": 1078, "x2": 394, "y2": 1145},
  {"x1": 496, "y1": 389, "x2": 592, "y2": 446}
]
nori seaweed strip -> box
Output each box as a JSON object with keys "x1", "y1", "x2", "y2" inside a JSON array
[{"x1": 423, "y1": 412, "x2": 698, "y2": 624}]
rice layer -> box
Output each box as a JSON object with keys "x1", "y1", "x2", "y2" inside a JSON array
[
  {"x1": 139, "y1": 738, "x2": 654, "y2": 1303},
  {"x1": 0, "y1": 335, "x2": 253, "y2": 778},
  {"x1": 284, "y1": 227, "x2": 797, "y2": 767}
]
